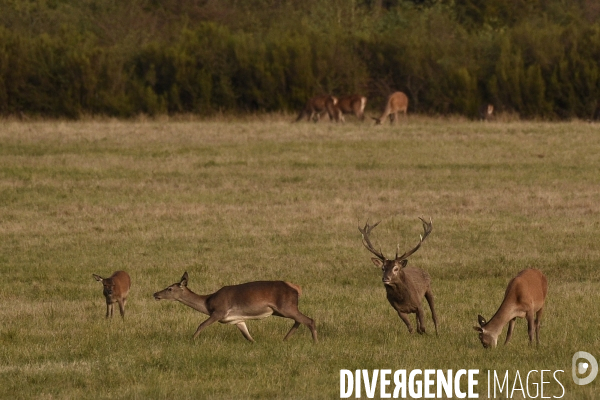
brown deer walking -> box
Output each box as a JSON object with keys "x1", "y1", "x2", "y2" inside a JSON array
[
  {"x1": 93, "y1": 271, "x2": 131, "y2": 319},
  {"x1": 153, "y1": 272, "x2": 318, "y2": 343},
  {"x1": 474, "y1": 268, "x2": 547, "y2": 348},
  {"x1": 359, "y1": 218, "x2": 438, "y2": 335},
  {"x1": 295, "y1": 94, "x2": 338, "y2": 122},
  {"x1": 331, "y1": 94, "x2": 367, "y2": 122},
  {"x1": 372, "y1": 92, "x2": 409, "y2": 125}
]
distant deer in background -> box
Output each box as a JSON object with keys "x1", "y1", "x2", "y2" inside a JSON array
[
  {"x1": 474, "y1": 268, "x2": 547, "y2": 348},
  {"x1": 372, "y1": 92, "x2": 409, "y2": 124},
  {"x1": 295, "y1": 94, "x2": 338, "y2": 122},
  {"x1": 153, "y1": 272, "x2": 318, "y2": 343},
  {"x1": 359, "y1": 218, "x2": 438, "y2": 335},
  {"x1": 93, "y1": 271, "x2": 131, "y2": 319},
  {"x1": 330, "y1": 94, "x2": 367, "y2": 122},
  {"x1": 479, "y1": 103, "x2": 494, "y2": 121}
]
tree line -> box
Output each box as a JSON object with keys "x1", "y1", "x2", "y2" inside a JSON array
[{"x1": 0, "y1": 0, "x2": 599, "y2": 119}]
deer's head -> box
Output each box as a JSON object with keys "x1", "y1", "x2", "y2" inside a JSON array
[
  {"x1": 473, "y1": 315, "x2": 498, "y2": 348},
  {"x1": 153, "y1": 272, "x2": 189, "y2": 301},
  {"x1": 93, "y1": 274, "x2": 117, "y2": 298},
  {"x1": 371, "y1": 258, "x2": 409, "y2": 285},
  {"x1": 359, "y1": 218, "x2": 432, "y2": 285}
]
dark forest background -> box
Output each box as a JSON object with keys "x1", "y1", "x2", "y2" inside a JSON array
[{"x1": 1, "y1": 0, "x2": 600, "y2": 119}]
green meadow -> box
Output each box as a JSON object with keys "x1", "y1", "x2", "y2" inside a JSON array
[{"x1": 0, "y1": 116, "x2": 598, "y2": 399}]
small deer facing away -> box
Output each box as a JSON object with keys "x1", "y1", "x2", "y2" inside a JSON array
[
  {"x1": 372, "y1": 91, "x2": 409, "y2": 124},
  {"x1": 153, "y1": 272, "x2": 318, "y2": 343},
  {"x1": 474, "y1": 268, "x2": 547, "y2": 348},
  {"x1": 93, "y1": 271, "x2": 131, "y2": 319},
  {"x1": 295, "y1": 94, "x2": 338, "y2": 123},
  {"x1": 331, "y1": 94, "x2": 367, "y2": 122},
  {"x1": 359, "y1": 218, "x2": 438, "y2": 335},
  {"x1": 478, "y1": 103, "x2": 494, "y2": 121}
]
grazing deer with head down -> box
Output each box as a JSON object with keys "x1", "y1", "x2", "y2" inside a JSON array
[
  {"x1": 295, "y1": 94, "x2": 338, "y2": 122},
  {"x1": 359, "y1": 218, "x2": 438, "y2": 335},
  {"x1": 372, "y1": 92, "x2": 409, "y2": 125},
  {"x1": 330, "y1": 94, "x2": 367, "y2": 122},
  {"x1": 153, "y1": 272, "x2": 318, "y2": 343},
  {"x1": 474, "y1": 268, "x2": 547, "y2": 349},
  {"x1": 93, "y1": 271, "x2": 131, "y2": 319}
]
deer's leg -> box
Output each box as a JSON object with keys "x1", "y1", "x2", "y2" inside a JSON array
[
  {"x1": 284, "y1": 321, "x2": 301, "y2": 341},
  {"x1": 236, "y1": 322, "x2": 255, "y2": 343},
  {"x1": 415, "y1": 307, "x2": 426, "y2": 334},
  {"x1": 106, "y1": 302, "x2": 112, "y2": 318},
  {"x1": 311, "y1": 111, "x2": 320, "y2": 123},
  {"x1": 277, "y1": 307, "x2": 318, "y2": 343},
  {"x1": 192, "y1": 313, "x2": 222, "y2": 339},
  {"x1": 535, "y1": 307, "x2": 544, "y2": 344},
  {"x1": 526, "y1": 312, "x2": 536, "y2": 345},
  {"x1": 505, "y1": 318, "x2": 517, "y2": 345},
  {"x1": 424, "y1": 289, "x2": 438, "y2": 335},
  {"x1": 396, "y1": 311, "x2": 414, "y2": 333},
  {"x1": 117, "y1": 299, "x2": 126, "y2": 319},
  {"x1": 295, "y1": 314, "x2": 317, "y2": 343}
]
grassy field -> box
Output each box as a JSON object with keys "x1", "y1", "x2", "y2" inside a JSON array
[{"x1": 1, "y1": 116, "x2": 599, "y2": 399}]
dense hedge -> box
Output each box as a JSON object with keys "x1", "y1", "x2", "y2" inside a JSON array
[{"x1": 0, "y1": 1, "x2": 599, "y2": 119}]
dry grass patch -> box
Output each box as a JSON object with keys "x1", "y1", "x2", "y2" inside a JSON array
[{"x1": 1, "y1": 117, "x2": 599, "y2": 399}]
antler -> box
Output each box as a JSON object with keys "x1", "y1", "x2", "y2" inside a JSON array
[
  {"x1": 395, "y1": 217, "x2": 432, "y2": 261},
  {"x1": 358, "y1": 220, "x2": 386, "y2": 261}
]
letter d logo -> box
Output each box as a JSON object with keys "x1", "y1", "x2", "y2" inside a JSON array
[{"x1": 572, "y1": 351, "x2": 598, "y2": 385}]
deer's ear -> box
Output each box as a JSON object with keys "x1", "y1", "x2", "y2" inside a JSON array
[
  {"x1": 180, "y1": 272, "x2": 189, "y2": 287},
  {"x1": 399, "y1": 259, "x2": 409, "y2": 268},
  {"x1": 478, "y1": 315, "x2": 487, "y2": 327},
  {"x1": 371, "y1": 258, "x2": 384, "y2": 268},
  {"x1": 93, "y1": 274, "x2": 103, "y2": 282},
  {"x1": 473, "y1": 326, "x2": 483, "y2": 333}
]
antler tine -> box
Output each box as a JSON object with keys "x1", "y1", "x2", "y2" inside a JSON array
[
  {"x1": 358, "y1": 220, "x2": 386, "y2": 261},
  {"x1": 396, "y1": 217, "x2": 433, "y2": 261},
  {"x1": 418, "y1": 216, "x2": 433, "y2": 241}
]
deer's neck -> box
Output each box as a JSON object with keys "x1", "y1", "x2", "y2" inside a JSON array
[
  {"x1": 485, "y1": 298, "x2": 519, "y2": 337},
  {"x1": 385, "y1": 277, "x2": 411, "y2": 299},
  {"x1": 178, "y1": 289, "x2": 210, "y2": 315}
]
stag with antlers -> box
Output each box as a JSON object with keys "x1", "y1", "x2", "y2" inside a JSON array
[{"x1": 359, "y1": 218, "x2": 438, "y2": 335}]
